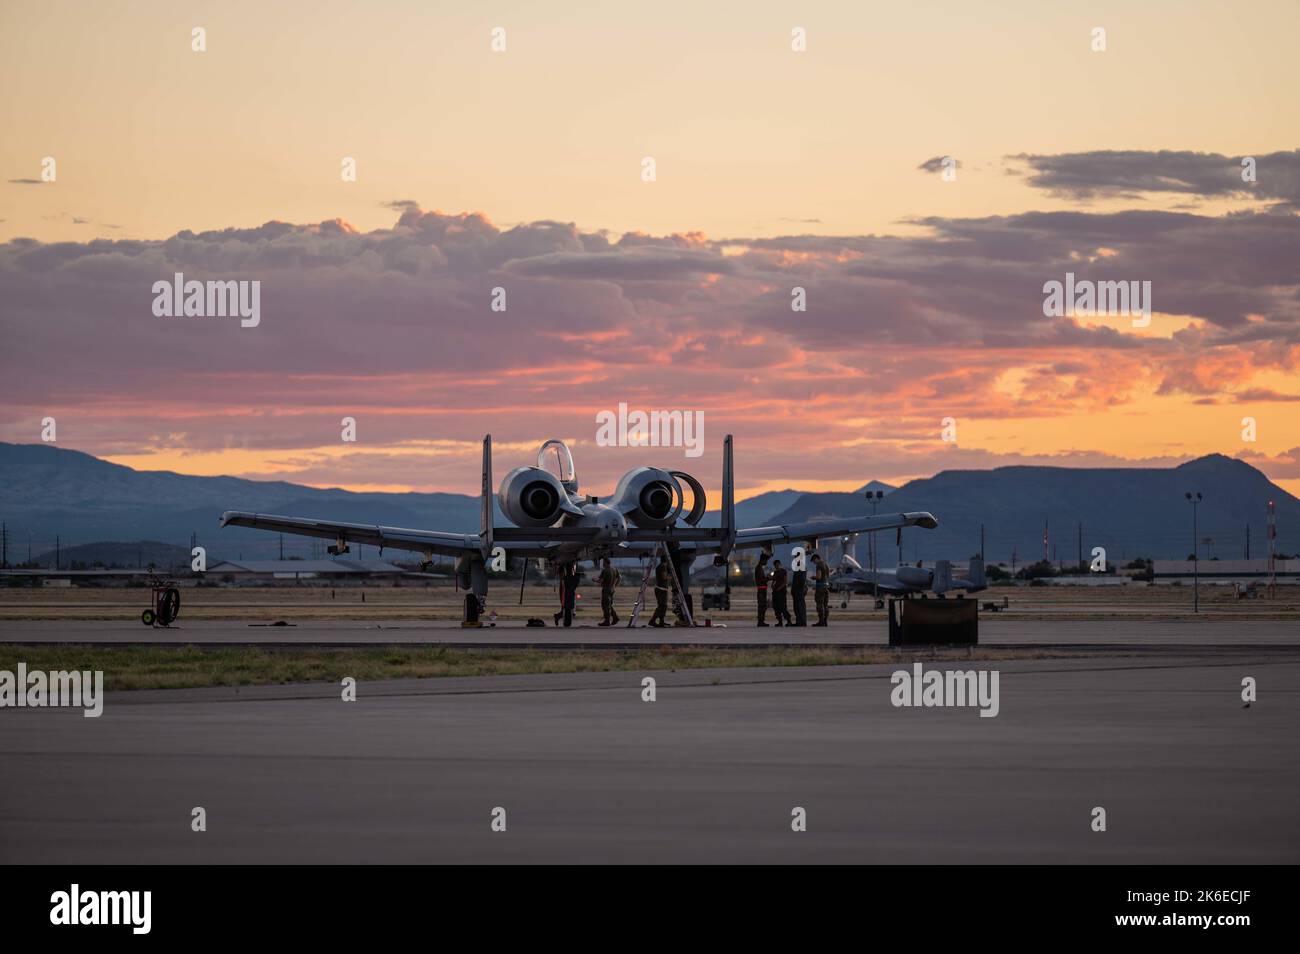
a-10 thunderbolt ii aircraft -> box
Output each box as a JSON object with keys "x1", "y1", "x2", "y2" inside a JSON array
[
  {"x1": 221, "y1": 435, "x2": 939, "y2": 624},
  {"x1": 831, "y1": 553, "x2": 987, "y2": 604}
]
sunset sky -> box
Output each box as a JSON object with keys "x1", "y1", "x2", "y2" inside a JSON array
[{"x1": 3, "y1": 0, "x2": 1299, "y2": 501}]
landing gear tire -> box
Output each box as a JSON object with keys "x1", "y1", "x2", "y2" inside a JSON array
[{"x1": 141, "y1": 609, "x2": 156, "y2": 626}]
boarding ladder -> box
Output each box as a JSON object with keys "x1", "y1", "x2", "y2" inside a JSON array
[{"x1": 626, "y1": 542, "x2": 695, "y2": 627}]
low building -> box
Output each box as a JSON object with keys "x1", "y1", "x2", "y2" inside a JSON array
[
  {"x1": 206, "y1": 559, "x2": 411, "y2": 583},
  {"x1": 1045, "y1": 575, "x2": 1130, "y2": 586},
  {"x1": 1152, "y1": 558, "x2": 1300, "y2": 585}
]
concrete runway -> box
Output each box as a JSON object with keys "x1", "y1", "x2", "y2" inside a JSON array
[
  {"x1": 2, "y1": 616, "x2": 1298, "y2": 647},
  {"x1": 2, "y1": 654, "x2": 1297, "y2": 863}
]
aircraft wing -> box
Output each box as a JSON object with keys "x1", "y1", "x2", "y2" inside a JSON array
[
  {"x1": 730, "y1": 511, "x2": 938, "y2": 551},
  {"x1": 218, "y1": 511, "x2": 576, "y2": 558},
  {"x1": 625, "y1": 511, "x2": 937, "y2": 552}
]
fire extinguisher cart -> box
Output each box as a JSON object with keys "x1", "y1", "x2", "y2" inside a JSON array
[{"x1": 141, "y1": 579, "x2": 182, "y2": 628}]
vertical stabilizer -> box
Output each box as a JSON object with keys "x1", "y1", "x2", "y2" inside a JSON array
[
  {"x1": 480, "y1": 434, "x2": 494, "y2": 560},
  {"x1": 720, "y1": 434, "x2": 735, "y2": 559},
  {"x1": 934, "y1": 559, "x2": 953, "y2": 594}
]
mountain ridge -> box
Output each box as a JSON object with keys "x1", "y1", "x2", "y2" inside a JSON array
[{"x1": 2, "y1": 443, "x2": 1295, "y2": 562}]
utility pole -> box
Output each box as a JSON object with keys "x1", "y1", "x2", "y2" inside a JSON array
[
  {"x1": 1077, "y1": 522, "x2": 1083, "y2": 572},
  {"x1": 279, "y1": 533, "x2": 284, "y2": 561},
  {"x1": 1042, "y1": 519, "x2": 1049, "y2": 563},
  {"x1": 1185, "y1": 491, "x2": 1202, "y2": 613},
  {"x1": 1267, "y1": 500, "x2": 1277, "y2": 598}
]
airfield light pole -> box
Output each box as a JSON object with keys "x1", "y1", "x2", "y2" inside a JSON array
[
  {"x1": 1185, "y1": 491, "x2": 1202, "y2": 613},
  {"x1": 866, "y1": 489, "x2": 884, "y2": 599}
]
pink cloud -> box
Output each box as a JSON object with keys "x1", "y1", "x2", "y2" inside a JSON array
[{"x1": 3, "y1": 204, "x2": 1300, "y2": 492}]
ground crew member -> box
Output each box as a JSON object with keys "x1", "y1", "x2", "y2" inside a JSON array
[
  {"x1": 555, "y1": 561, "x2": 580, "y2": 627},
  {"x1": 598, "y1": 557, "x2": 620, "y2": 626},
  {"x1": 650, "y1": 555, "x2": 671, "y2": 627},
  {"x1": 754, "y1": 553, "x2": 770, "y2": 626},
  {"x1": 770, "y1": 559, "x2": 793, "y2": 626},
  {"x1": 811, "y1": 552, "x2": 830, "y2": 626},
  {"x1": 791, "y1": 558, "x2": 808, "y2": 626}
]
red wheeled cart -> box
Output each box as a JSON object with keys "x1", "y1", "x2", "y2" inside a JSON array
[{"x1": 141, "y1": 580, "x2": 181, "y2": 628}]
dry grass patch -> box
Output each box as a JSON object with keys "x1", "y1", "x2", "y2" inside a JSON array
[{"x1": 0, "y1": 644, "x2": 1086, "y2": 691}]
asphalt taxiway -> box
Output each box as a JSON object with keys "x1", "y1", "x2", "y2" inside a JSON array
[{"x1": 2, "y1": 654, "x2": 1297, "y2": 863}]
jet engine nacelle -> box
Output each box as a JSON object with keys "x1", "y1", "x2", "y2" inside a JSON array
[
  {"x1": 498, "y1": 466, "x2": 572, "y2": 528},
  {"x1": 610, "y1": 466, "x2": 683, "y2": 529}
]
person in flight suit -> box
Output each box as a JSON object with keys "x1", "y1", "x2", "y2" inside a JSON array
[
  {"x1": 597, "y1": 557, "x2": 621, "y2": 626},
  {"x1": 791, "y1": 559, "x2": 808, "y2": 627},
  {"x1": 754, "y1": 553, "x2": 771, "y2": 626},
  {"x1": 811, "y1": 552, "x2": 830, "y2": 626},
  {"x1": 650, "y1": 555, "x2": 671, "y2": 627},
  {"x1": 770, "y1": 559, "x2": 793, "y2": 626}
]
